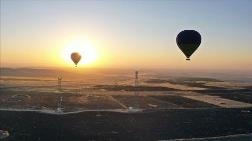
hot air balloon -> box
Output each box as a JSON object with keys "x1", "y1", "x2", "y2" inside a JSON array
[
  {"x1": 71, "y1": 52, "x2": 81, "y2": 67},
  {"x1": 176, "y1": 30, "x2": 201, "y2": 60}
]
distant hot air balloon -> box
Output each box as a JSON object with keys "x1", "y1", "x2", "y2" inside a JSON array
[
  {"x1": 71, "y1": 52, "x2": 81, "y2": 67},
  {"x1": 176, "y1": 30, "x2": 201, "y2": 60}
]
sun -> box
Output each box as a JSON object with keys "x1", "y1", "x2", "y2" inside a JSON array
[{"x1": 62, "y1": 39, "x2": 98, "y2": 66}]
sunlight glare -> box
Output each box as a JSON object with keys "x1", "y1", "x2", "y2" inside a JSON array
[{"x1": 62, "y1": 39, "x2": 98, "y2": 66}]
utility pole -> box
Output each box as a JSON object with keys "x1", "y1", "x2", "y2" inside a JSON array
[
  {"x1": 135, "y1": 71, "x2": 138, "y2": 87},
  {"x1": 57, "y1": 75, "x2": 63, "y2": 113},
  {"x1": 58, "y1": 75, "x2": 62, "y2": 92},
  {"x1": 134, "y1": 71, "x2": 139, "y2": 110}
]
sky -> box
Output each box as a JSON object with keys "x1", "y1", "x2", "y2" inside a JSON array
[{"x1": 1, "y1": 0, "x2": 252, "y2": 71}]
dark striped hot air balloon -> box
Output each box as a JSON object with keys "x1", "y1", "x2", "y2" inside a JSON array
[
  {"x1": 176, "y1": 30, "x2": 201, "y2": 60},
  {"x1": 71, "y1": 52, "x2": 81, "y2": 67}
]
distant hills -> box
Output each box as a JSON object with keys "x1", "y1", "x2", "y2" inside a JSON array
[
  {"x1": 0, "y1": 67, "x2": 251, "y2": 83},
  {"x1": 0, "y1": 68, "x2": 59, "y2": 77}
]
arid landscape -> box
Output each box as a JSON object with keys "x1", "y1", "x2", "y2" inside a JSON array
[{"x1": 0, "y1": 68, "x2": 252, "y2": 141}]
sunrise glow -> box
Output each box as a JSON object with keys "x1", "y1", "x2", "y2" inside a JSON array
[{"x1": 61, "y1": 39, "x2": 98, "y2": 67}]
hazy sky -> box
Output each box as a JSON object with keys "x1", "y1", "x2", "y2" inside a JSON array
[{"x1": 1, "y1": 0, "x2": 252, "y2": 70}]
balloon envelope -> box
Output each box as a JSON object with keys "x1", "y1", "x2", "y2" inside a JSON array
[
  {"x1": 176, "y1": 30, "x2": 201, "y2": 60},
  {"x1": 71, "y1": 52, "x2": 81, "y2": 66}
]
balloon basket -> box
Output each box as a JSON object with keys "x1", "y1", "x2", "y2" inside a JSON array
[{"x1": 186, "y1": 58, "x2": 190, "y2": 61}]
